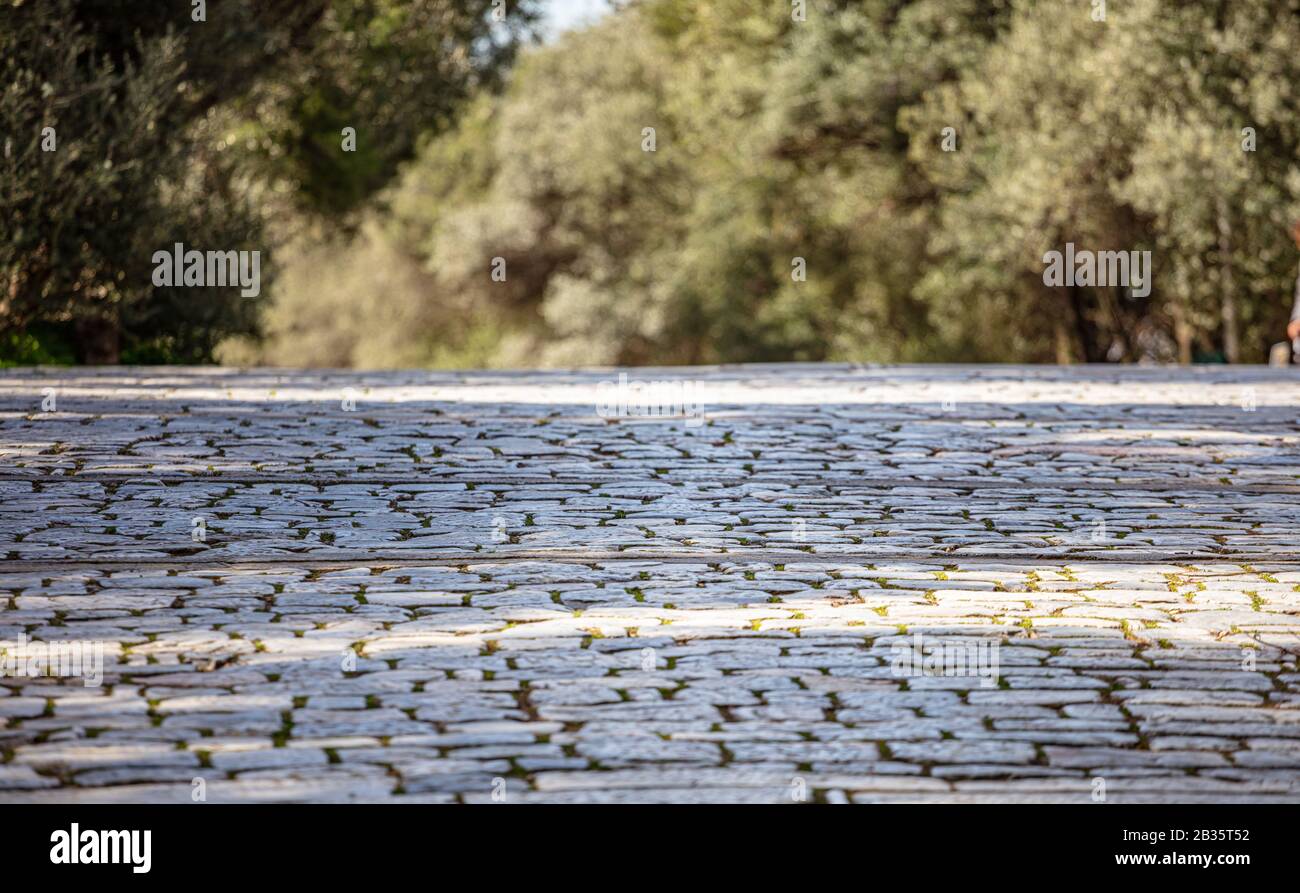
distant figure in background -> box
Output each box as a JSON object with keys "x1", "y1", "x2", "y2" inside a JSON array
[{"x1": 1289, "y1": 221, "x2": 1300, "y2": 350}]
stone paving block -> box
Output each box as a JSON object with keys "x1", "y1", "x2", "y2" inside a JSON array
[{"x1": 2, "y1": 365, "x2": 1299, "y2": 802}]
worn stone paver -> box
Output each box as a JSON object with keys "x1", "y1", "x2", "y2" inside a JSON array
[{"x1": 1, "y1": 364, "x2": 1298, "y2": 802}]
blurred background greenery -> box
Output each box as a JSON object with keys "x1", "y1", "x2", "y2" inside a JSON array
[{"x1": 5, "y1": 0, "x2": 1300, "y2": 367}]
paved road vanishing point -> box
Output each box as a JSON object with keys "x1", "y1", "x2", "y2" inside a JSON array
[{"x1": 2, "y1": 364, "x2": 1299, "y2": 803}]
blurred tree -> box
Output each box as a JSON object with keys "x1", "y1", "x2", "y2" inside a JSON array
[
  {"x1": 207, "y1": 0, "x2": 1300, "y2": 367},
  {"x1": 1, "y1": 0, "x2": 535, "y2": 363},
  {"x1": 1119, "y1": 0, "x2": 1300, "y2": 363},
  {"x1": 910, "y1": 0, "x2": 1300, "y2": 363},
  {"x1": 356, "y1": 0, "x2": 1009, "y2": 366}
]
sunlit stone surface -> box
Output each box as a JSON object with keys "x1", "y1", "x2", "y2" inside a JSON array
[{"x1": 1, "y1": 365, "x2": 1298, "y2": 802}]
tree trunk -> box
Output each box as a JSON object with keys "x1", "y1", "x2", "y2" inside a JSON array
[
  {"x1": 1053, "y1": 316, "x2": 1072, "y2": 364},
  {"x1": 1217, "y1": 197, "x2": 1239, "y2": 363},
  {"x1": 1054, "y1": 287, "x2": 1076, "y2": 364},
  {"x1": 74, "y1": 314, "x2": 120, "y2": 365},
  {"x1": 1172, "y1": 305, "x2": 1193, "y2": 364},
  {"x1": 1171, "y1": 269, "x2": 1193, "y2": 365},
  {"x1": 1068, "y1": 284, "x2": 1097, "y2": 362}
]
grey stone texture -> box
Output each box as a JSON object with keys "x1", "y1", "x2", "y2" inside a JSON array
[{"x1": 1, "y1": 365, "x2": 1297, "y2": 802}]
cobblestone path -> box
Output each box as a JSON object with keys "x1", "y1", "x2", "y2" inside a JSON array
[{"x1": 2, "y1": 365, "x2": 1299, "y2": 802}]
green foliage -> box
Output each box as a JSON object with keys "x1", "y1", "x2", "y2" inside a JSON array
[
  {"x1": 262, "y1": 0, "x2": 1005, "y2": 366},
  {"x1": 221, "y1": 221, "x2": 442, "y2": 368},
  {"x1": 12, "y1": 0, "x2": 1300, "y2": 367},
  {"x1": 911, "y1": 0, "x2": 1300, "y2": 362},
  {"x1": 1, "y1": 0, "x2": 534, "y2": 363},
  {"x1": 0, "y1": 327, "x2": 76, "y2": 367},
  {"x1": 240, "y1": 0, "x2": 536, "y2": 217}
]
